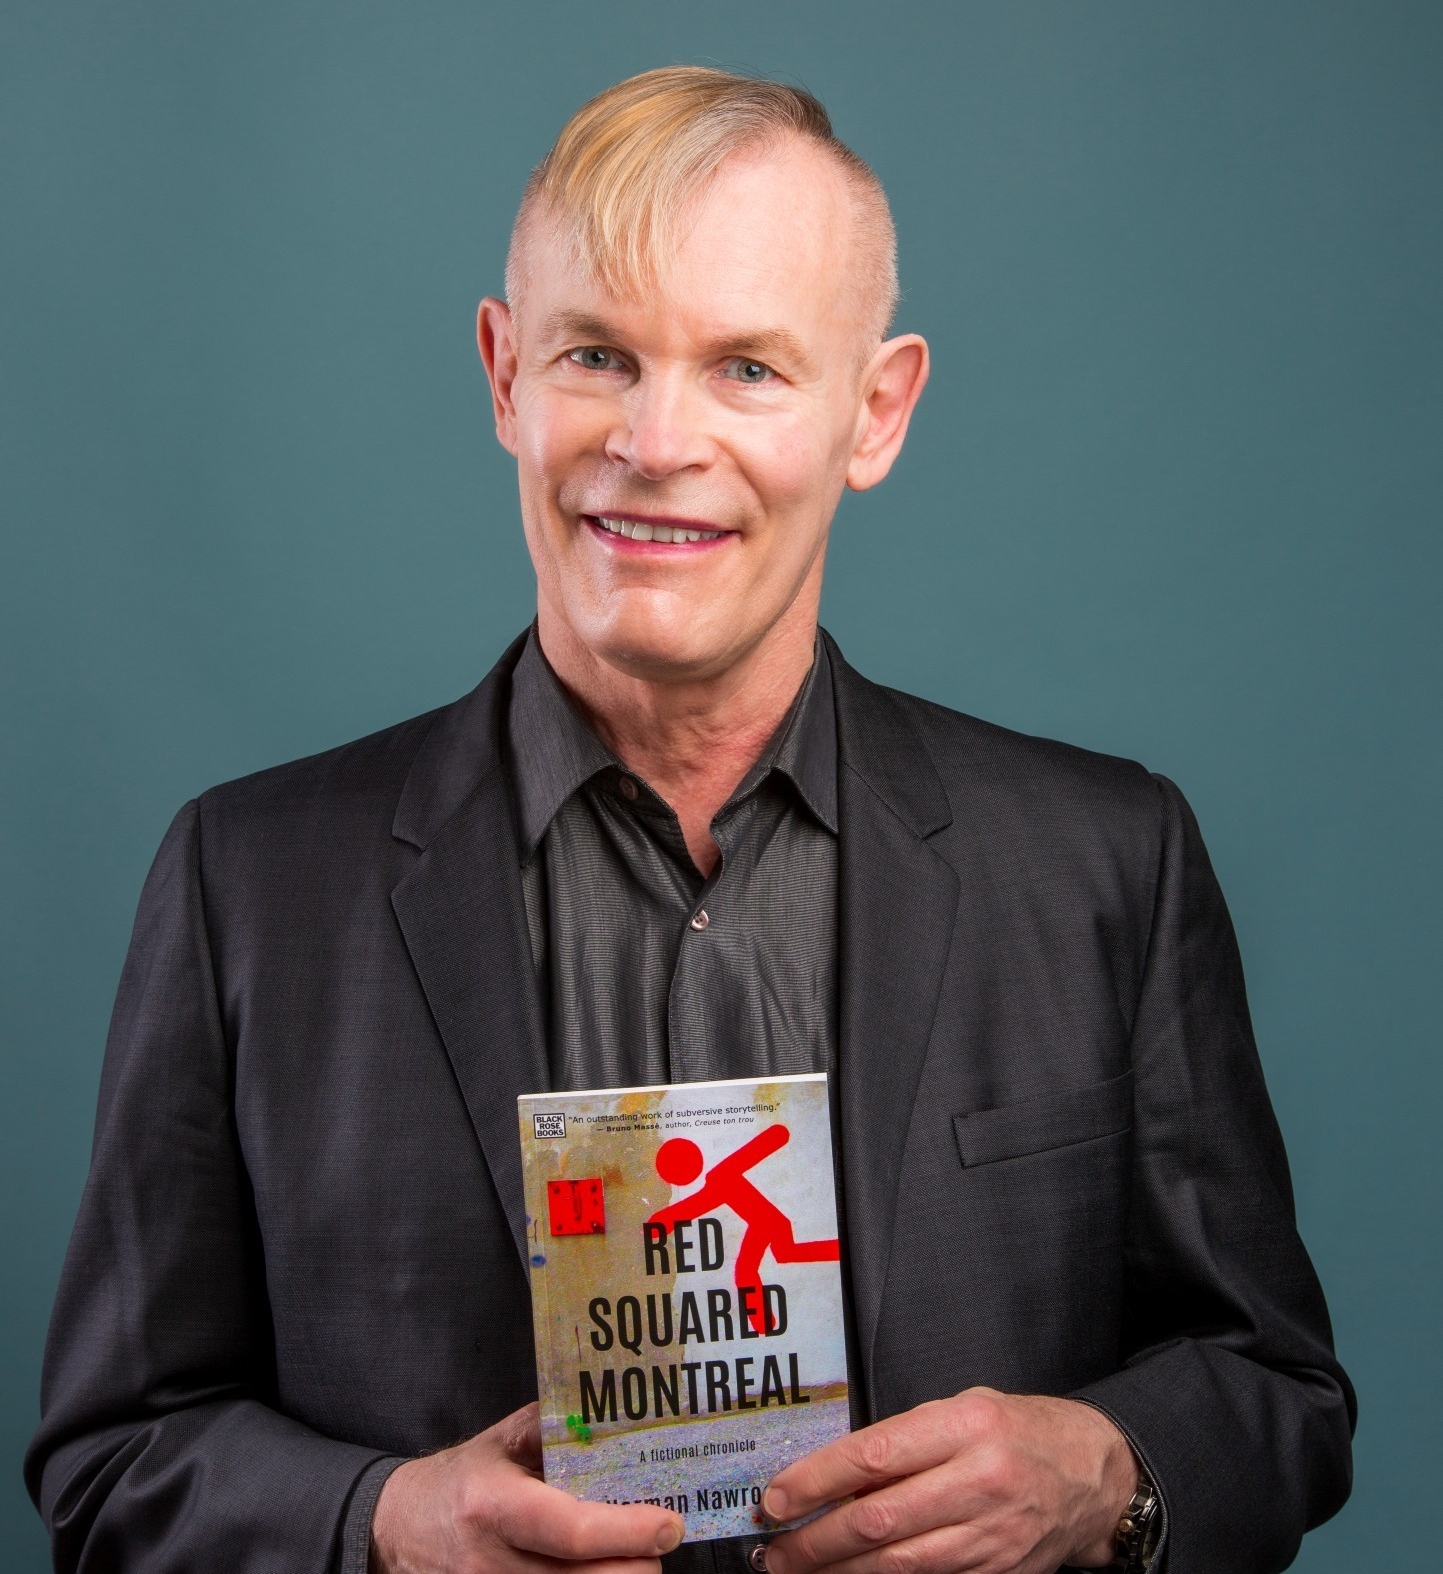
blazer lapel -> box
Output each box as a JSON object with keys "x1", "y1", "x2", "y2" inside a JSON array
[
  {"x1": 828, "y1": 637, "x2": 960, "y2": 1389},
  {"x1": 390, "y1": 636, "x2": 547, "y2": 1268}
]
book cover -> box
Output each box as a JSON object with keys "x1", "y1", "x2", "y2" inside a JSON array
[{"x1": 518, "y1": 1072, "x2": 851, "y2": 1541}]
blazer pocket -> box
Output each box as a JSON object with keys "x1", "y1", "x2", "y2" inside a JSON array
[{"x1": 953, "y1": 1069, "x2": 1134, "y2": 1168}]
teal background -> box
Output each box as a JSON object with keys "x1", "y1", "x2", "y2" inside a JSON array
[{"x1": 3, "y1": 2, "x2": 1438, "y2": 1567}]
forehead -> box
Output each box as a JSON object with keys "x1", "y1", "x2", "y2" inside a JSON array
[{"x1": 524, "y1": 141, "x2": 860, "y2": 352}]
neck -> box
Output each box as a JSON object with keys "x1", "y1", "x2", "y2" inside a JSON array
[{"x1": 535, "y1": 607, "x2": 818, "y2": 877}]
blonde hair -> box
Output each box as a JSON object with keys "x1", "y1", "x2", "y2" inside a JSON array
[{"x1": 505, "y1": 67, "x2": 899, "y2": 346}]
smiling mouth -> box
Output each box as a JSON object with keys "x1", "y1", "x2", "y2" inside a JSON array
[{"x1": 589, "y1": 515, "x2": 728, "y2": 544}]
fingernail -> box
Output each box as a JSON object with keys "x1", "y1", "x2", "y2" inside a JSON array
[
  {"x1": 763, "y1": 1487, "x2": 788, "y2": 1521},
  {"x1": 657, "y1": 1523, "x2": 684, "y2": 1554},
  {"x1": 764, "y1": 1544, "x2": 787, "y2": 1574}
]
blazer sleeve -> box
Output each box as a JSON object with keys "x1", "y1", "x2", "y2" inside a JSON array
[
  {"x1": 25, "y1": 801, "x2": 391, "y2": 1573},
  {"x1": 1071, "y1": 775, "x2": 1356, "y2": 1573}
]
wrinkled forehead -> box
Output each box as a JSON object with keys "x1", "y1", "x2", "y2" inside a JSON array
[{"x1": 513, "y1": 142, "x2": 867, "y2": 349}]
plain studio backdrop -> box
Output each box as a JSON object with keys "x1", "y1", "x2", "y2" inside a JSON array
[{"x1": 2, "y1": 3, "x2": 1438, "y2": 1567}]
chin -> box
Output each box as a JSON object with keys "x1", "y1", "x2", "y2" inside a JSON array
[{"x1": 581, "y1": 601, "x2": 743, "y2": 684}]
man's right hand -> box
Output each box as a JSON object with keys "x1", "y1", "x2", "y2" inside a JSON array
[{"x1": 370, "y1": 1402, "x2": 685, "y2": 1574}]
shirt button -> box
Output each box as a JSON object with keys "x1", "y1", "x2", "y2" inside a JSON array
[
  {"x1": 748, "y1": 1546, "x2": 770, "y2": 1572},
  {"x1": 690, "y1": 909, "x2": 710, "y2": 931},
  {"x1": 618, "y1": 775, "x2": 639, "y2": 801}
]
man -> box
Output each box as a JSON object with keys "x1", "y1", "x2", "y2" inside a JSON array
[{"x1": 28, "y1": 68, "x2": 1353, "y2": 1574}]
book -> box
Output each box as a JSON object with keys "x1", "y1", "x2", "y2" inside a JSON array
[{"x1": 518, "y1": 1072, "x2": 851, "y2": 1542}]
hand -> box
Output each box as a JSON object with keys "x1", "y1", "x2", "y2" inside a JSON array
[
  {"x1": 760, "y1": 1390, "x2": 1138, "y2": 1574},
  {"x1": 369, "y1": 1401, "x2": 685, "y2": 1574}
]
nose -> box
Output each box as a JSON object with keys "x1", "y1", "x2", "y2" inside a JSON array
[{"x1": 606, "y1": 370, "x2": 713, "y2": 480}]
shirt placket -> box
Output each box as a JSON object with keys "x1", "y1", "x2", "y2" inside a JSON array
[{"x1": 665, "y1": 795, "x2": 753, "y2": 1082}]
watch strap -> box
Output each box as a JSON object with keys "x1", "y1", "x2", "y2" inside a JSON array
[{"x1": 1111, "y1": 1465, "x2": 1162, "y2": 1572}]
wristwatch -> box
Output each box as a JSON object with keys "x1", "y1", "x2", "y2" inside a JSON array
[{"x1": 1111, "y1": 1465, "x2": 1162, "y2": 1572}]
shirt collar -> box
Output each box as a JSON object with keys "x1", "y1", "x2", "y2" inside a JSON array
[
  {"x1": 506, "y1": 626, "x2": 839, "y2": 858},
  {"x1": 745, "y1": 636, "x2": 837, "y2": 833},
  {"x1": 507, "y1": 629, "x2": 617, "y2": 858}
]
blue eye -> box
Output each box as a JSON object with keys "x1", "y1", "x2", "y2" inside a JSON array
[
  {"x1": 725, "y1": 358, "x2": 774, "y2": 384},
  {"x1": 569, "y1": 346, "x2": 624, "y2": 371}
]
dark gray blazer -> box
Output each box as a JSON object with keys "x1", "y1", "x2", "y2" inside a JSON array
[{"x1": 27, "y1": 632, "x2": 1354, "y2": 1573}]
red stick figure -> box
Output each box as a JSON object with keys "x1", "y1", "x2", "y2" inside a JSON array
[{"x1": 648, "y1": 1127, "x2": 839, "y2": 1334}]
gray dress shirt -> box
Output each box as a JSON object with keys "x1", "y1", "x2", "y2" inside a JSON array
[{"x1": 507, "y1": 627, "x2": 839, "y2": 1094}]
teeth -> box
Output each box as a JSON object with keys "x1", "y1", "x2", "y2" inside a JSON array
[{"x1": 595, "y1": 518, "x2": 724, "y2": 543}]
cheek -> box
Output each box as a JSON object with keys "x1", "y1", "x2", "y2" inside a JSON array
[
  {"x1": 745, "y1": 420, "x2": 829, "y2": 505},
  {"x1": 513, "y1": 388, "x2": 603, "y2": 496},
  {"x1": 511, "y1": 398, "x2": 590, "y2": 594},
  {"x1": 741, "y1": 416, "x2": 847, "y2": 540}
]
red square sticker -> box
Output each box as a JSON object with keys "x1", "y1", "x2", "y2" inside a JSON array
[{"x1": 548, "y1": 1178, "x2": 605, "y2": 1236}]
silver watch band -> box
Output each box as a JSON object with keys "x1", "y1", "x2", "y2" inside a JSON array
[{"x1": 1111, "y1": 1466, "x2": 1162, "y2": 1572}]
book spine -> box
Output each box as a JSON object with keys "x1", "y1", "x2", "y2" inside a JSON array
[{"x1": 521, "y1": 1131, "x2": 557, "y2": 1447}]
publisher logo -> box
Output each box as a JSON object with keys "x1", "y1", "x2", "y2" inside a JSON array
[{"x1": 533, "y1": 1112, "x2": 566, "y2": 1139}]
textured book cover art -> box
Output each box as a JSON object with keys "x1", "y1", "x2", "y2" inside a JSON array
[{"x1": 518, "y1": 1073, "x2": 850, "y2": 1541}]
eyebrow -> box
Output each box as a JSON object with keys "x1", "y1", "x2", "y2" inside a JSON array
[{"x1": 539, "y1": 309, "x2": 816, "y2": 375}]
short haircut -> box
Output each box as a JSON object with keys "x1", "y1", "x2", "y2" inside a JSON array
[{"x1": 505, "y1": 67, "x2": 899, "y2": 350}]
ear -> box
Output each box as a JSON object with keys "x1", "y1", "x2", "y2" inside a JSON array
[
  {"x1": 845, "y1": 333, "x2": 930, "y2": 492},
  {"x1": 477, "y1": 296, "x2": 520, "y2": 456}
]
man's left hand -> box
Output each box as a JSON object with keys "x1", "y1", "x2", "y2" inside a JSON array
[{"x1": 761, "y1": 1389, "x2": 1138, "y2": 1574}]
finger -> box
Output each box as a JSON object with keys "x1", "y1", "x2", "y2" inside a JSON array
[
  {"x1": 774, "y1": 1522, "x2": 999, "y2": 1574},
  {"x1": 503, "y1": 1557, "x2": 664, "y2": 1574},
  {"x1": 766, "y1": 1398, "x2": 977, "y2": 1520},
  {"x1": 495, "y1": 1475, "x2": 684, "y2": 1561},
  {"x1": 766, "y1": 1466, "x2": 975, "y2": 1574},
  {"x1": 540, "y1": 1560, "x2": 664, "y2": 1574}
]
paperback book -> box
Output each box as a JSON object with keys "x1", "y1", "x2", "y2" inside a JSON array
[{"x1": 517, "y1": 1072, "x2": 850, "y2": 1541}]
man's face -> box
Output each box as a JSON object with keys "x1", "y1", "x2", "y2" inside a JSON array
[{"x1": 482, "y1": 138, "x2": 916, "y2": 684}]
